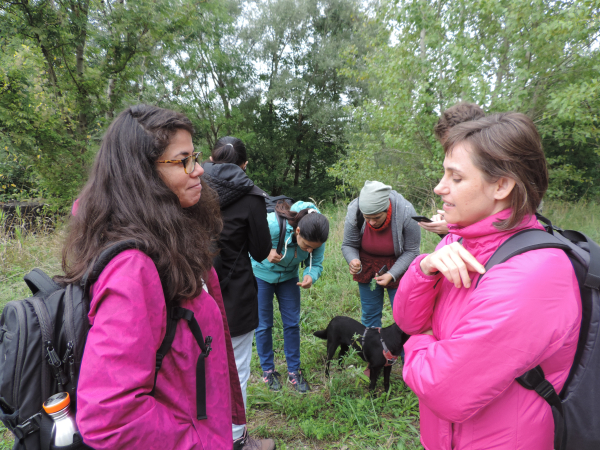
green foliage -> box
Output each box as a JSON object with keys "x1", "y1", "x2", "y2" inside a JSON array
[
  {"x1": 1, "y1": 0, "x2": 370, "y2": 204},
  {"x1": 331, "y1": 0, "x2": 600, "y2": 206},
  {"x1": 0, "y1": 0, "x2": 220, "y2": 205},
  {"x1": 163, "y1": 0, "x2": 371, "y2": 199},
  {"x1": 1, "y1": 0, "x2": 599, "y2": 206}
]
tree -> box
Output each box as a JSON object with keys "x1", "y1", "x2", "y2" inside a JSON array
[
  {"x1": 0, "y1": 0, "x2": 215, "y2": 204},
  {"x1": 331, "y1": 0, "x2": 600, "y2": 205},
  {"x1": 240, "y1": 0, "x2": 370, "y2": 198}
]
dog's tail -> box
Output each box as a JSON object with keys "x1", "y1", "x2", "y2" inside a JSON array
[{"x1": 313, "y1": 329, "x2": 327, "y2": 340}]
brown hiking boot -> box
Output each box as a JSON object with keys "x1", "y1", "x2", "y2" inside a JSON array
[{"x1": 233, "y1": 427, "x2": 276, "y2": 450}]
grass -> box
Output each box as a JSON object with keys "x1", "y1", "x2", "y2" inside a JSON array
[{"x1": 0, "y1": 200, "x2": 599, "y2": 449}]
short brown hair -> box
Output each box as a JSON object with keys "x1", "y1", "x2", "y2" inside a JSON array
[
  {"x1": 444, "y1": 112, "x2": 548, "y2": 230},
  {"x1": 434, "y1": 102, "x2": 485, "y2": 142}
]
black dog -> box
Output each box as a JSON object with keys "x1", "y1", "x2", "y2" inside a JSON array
[{"x1": 313, "y1": 316, "x2": 409, "y2": 391}]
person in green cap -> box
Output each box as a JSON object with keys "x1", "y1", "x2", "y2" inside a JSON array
[{"x1": 342, "y1": 181, "x2": 421, "y2": 327}]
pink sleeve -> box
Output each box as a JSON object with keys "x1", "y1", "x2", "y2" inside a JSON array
[
  {"x1": 401, "y1": 249, "x2": 580, "y2": 423},
  {"x1": 393, "y1": 254, "x2": 443, "y2": 334},
  {"x1": 76, "y1": 251, "x2": 189, "y2": 450}
]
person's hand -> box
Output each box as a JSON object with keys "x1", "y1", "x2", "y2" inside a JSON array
[
  {"x1": 431, "y1": 210, "x2": 445, "y2": 221},
  {"x1": 422, "y1": 329, "x2": 434, "y2": 336},
  {"x1": 349, "y1": 259, "x2": 362, "y2": 274},
  {"x1": 420, "y1": 241, "x2": 486, "y2": 288},
  {"x1": 267, "y1": 248, "x2": 282, "y2": 263},
  {"x1": 419, "y1": 210, "x2": 449, "y2": 235},
  {"x1": 297, "y1": 275, "x2": 313, "y2": 289},
  {"x1": 375, "y1": 273, "x2": 394, "y2": 287}
]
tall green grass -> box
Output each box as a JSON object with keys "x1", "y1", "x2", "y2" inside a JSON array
[
  {"x1": 0, "y1": 212, "x2": 64, "y2": 311},
  {"x1": 0, "y1": 200, "x2": 598, "y2": 449}
]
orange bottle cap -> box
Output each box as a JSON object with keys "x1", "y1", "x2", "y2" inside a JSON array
[{"x1": 43, "y1": 392, "x2": 70, "y2": 414}]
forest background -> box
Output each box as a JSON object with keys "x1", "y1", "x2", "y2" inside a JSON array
[
  {"x1": 1, "y1": 0, "x2": 599, "y2": 208},
  {"x1": 1, "y1": 1, "x2": 599, "y2": 448}
]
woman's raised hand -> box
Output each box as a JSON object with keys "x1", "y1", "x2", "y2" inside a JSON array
[
  {"x1": 419, "y1": 241, "x2": 485, "y2": 288},
  {"x1": 267, "y1": 248, "x2": 282, "y2": 263}
]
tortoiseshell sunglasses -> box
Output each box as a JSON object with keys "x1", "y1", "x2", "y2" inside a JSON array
[{"x1": 156, "y1": 152, "x2": 203, "y2": 174}]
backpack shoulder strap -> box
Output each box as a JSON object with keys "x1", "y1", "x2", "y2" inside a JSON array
[
  {"x1": 476, "y1": 227, "x2": 575, "y2": 450},
  {"x1": 150, "y1": 305, "x2": 179, "y2": 395},
  {"x1": 171, "y1": 306, "x2": 212, "y2": 420},
  {"x1": 276, "y1": 213, "x2": 287, "y2": 255},
  {"x1": 560, "y1": 229, "x2": 600, "y2": 289},
  {"x1": 82, "y1": 240, "x2": 140, "y2": 293},
  {"x1": 516, "y1": 364, "x2": 567, "y2": 449},
  {"x1": 475, "y1": 229, "x2": 571, "y2": 288},
  {"x1": 23, "y1": 268, "x2": 61, "y2": 296}
]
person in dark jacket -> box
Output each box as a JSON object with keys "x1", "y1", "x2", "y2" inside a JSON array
[{"x1": 202, "y1": 136, "x2": 274, "y2": 450}]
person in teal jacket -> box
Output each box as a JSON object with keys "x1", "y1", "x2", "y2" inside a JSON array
[{"x1": 251, "y1": 200, "x2": 329, "y2": 393}]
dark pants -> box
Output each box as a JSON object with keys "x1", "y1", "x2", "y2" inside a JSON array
[
  {"x1": 255, "y1": 276, "x2": 301, "y2": 373},
  {"x1": 358, "y1": 282, "x2": 398, "y2": 328}
]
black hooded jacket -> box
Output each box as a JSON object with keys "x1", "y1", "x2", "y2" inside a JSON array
[{"x1": 203, "y1": 162, "x2": 272, "y2": 337}]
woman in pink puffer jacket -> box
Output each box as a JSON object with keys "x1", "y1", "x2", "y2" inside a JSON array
[
  {"x1": 394, "y1": 113, "x2": 581, "y2": 450},
  {"x1": 62, "y1": 105, "x2": 247, "y2": 449}
]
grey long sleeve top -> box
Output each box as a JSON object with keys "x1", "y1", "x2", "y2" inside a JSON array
[{"x1": 341, "y1": 190, "x2": 421, "y2": 281}]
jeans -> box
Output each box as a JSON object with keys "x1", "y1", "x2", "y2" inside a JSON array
[
  {"x1": 358, "y1": 282, "x2": 398, "y2": 328},
  {"x1": 231, "y1": 330, "x2": 254, "y2": 440},
  {"x1": 255, "y1": 276, "x2": 301, "y2": 373}
]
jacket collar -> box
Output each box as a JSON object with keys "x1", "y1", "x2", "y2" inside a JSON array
[
  {"x1": 202, "y1": 162, "x2": 253, "y2": 187},
  {"x1": 202, "y1": 162, "x2": 254, "y2": 208},
  {"x1": 447, "y1": 209, "x2": 542, "y2": 259}
]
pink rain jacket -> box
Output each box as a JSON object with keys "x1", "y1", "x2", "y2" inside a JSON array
[
  {"x1": 394, "y1": 210, "x2": 581, "y2": 450},
  {"x1": 76, "y1": 250, "x2": 244, "y2": 449}
]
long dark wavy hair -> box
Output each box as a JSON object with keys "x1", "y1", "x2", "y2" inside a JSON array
[{"x1": 62, "y1": 104, "x2": 222, "y2": 304}]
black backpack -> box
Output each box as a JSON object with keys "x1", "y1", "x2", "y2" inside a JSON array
[
  {"x1": 0, "y1": 241, "x2": 213, "y2": 450},
  {"x1": 265, "y1": 195, "x2": 294, "y2": 214},
  {"x1": 476, "y1": 215, "x2": 600, "y2": 450}
]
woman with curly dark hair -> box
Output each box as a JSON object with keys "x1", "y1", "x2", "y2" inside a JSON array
[{"x1": 63, "y1": 105, "x2": 246, "y2": 449}]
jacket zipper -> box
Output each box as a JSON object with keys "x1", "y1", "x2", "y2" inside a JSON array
[
  {"x1": 29, "y1": 297, "x2": 56, "y2": 402},
  {"x1": 64, "y1": 285, "x2": 81, "y2": 396},
  {"x1": 13, "y1": 302, "x2": 27, "y2": 407}
]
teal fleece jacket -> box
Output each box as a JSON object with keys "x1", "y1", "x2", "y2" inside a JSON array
[{"x1": 251, "y1": 201, "x2": 326, "y2": 285}]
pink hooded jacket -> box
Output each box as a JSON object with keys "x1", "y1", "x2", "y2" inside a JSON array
[
  {"x1": 394, "y1": 210, "x2": 581, "y2": 450},
  {"x1": 76, "y1": 249, "x2": 243, "y2": 450}
]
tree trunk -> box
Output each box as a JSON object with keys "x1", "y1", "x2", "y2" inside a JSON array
[
  {"x1": 74, "y1": 0, "x2": 90, "y2": 152},
  {"x1": 294, "y1": 112, "x2": 304, "y2": 186},
  {"x1": 293, "y1": 150, "x2": 300, "y2": 186},
  {"x1": 281, "y1": 152, "x2": 295, "y2": 182},
  {"x1": 420, "y1": 28, "x2": 426, "y2": 62},
  {"x1": 305, "y1": 150, "x2": 312, "y2": 180},
  {"x1": 106, "y1": 78, "x2": 116, "y2": 119},
  {"x1": 491, "y1": 37, "x2": 510, "y2": 106}
]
